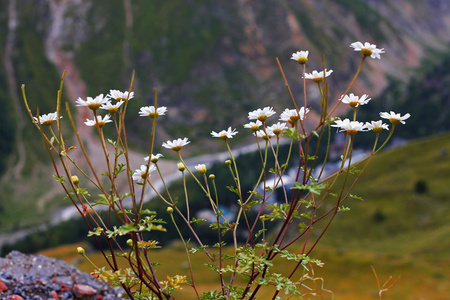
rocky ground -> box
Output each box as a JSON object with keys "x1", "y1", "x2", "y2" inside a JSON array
[{"x1": 0, "y1": 251, "x2": 124, "y2": 300}]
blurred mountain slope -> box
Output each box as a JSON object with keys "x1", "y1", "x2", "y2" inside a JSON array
[{"x1": 1, "y1": 0, "x2": 450, "y2": 232}]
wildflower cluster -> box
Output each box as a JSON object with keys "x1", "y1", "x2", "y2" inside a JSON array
[{"x1": 23, "y1": 40, "x2": 407, "y2": 299}]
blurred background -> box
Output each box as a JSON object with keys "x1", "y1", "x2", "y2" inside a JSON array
[{"x1": 1, "y1": 0, "x2": 450, "y2": 298}]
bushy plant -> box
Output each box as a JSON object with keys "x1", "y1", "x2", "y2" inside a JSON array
[{"x1": 23, "y1": 41, "x2": 408, "y2": 299}]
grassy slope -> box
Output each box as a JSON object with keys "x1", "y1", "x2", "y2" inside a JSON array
[{"x1": 39, "y1": 133, "x2": 450, "y2": 299}]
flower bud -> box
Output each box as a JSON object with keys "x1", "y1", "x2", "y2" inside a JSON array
[
  {"x1": 195, "y1": 164, "x2": 207, "y2": 175},
  {"x1": 209, "y1": 174, "x2": 215, "y2": 180},
  {"x1": 71, "y1": 175, "x2": 80, "y2": 186},
  {"x1": 177, "y1": 162, "x2": 185, "y2": 172},
  {"x1": 77, "y1": 247, "x2": 85, "y2": 255},
  {"x1": 126, "y1": 239, "x2": 133, "y2": 246},
  {"x1": 167, "y1": 207, "x2": 174, "y2": 214},
  {"x1": 225, "y1": 160, "x2": 231, "y2": 166}
]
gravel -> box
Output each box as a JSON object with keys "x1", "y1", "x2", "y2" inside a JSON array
[{"x1": 0, "y1": 251, "x2": 125, "y2": 299}]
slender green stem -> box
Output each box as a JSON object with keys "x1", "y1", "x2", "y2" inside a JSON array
[{"x1": 169, "y1": 212, "x2": 200, "y2": 298}]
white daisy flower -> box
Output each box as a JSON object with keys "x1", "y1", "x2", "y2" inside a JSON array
[
  {"x1": 350, "y1": 41, "x2": 385, "y2": 59},
  {"x1": 144, "y1": 153, "x2": 164, "y2": 163},
  {"x1": 76, "y1": 94, "x2": 109, "y2": 111},
  {"x1": 162, "y1": 138, "x2": 190, "y2": 151},
  {"x1": 331, "y1": 118, "x2": 367, "y2": 136},
  {"x1": 248, "y1": 107, "x2": 276, "y2": 122},
  {"x1": 195, "y1": 164, "x2": 207, "y2": 175},
  {"x1": 84, "y1": 114, "x2": 113, "y2": 128},
  {"x1": 243, "y1": 120, "x2": 263, "y2": 132},
  {"x1": 365, "y1": 120, "x2": 389, "y2": 133},
  {"x1": 33, "y1": 112, "x2": 62, "y2": 126},
  {"x1": 304, "y1": 69, "x2": 333, "y2": 83},
  {"x1": 267, "y1": 122, "x2": 287, "y2": 135},
  {"x1": 109, "y1": 90, "x2": 134, "y2": 101},
  {"x1": 138, "y1": 106, "x2": 168, "y2": 119},
  {"x1": 132, "y1": 164, "x2": 157, "y2": 183},
  {"x1": 279, "y1": 107, "x2": 310, "y2": 124},
  {"x1": 291, "y1": 50, "x2": 308, "y2": 65},
  {"x1": 379, "y1": 111, "x2": 411, "y2": 125},
  {"x1": 100, "y1": 100, "x2": 124, "y2": 114},
  {"x1": 254, "y1": 128, "x2": 274, "y2": 140},
  {"x1": 211, "y1": 127, "x2": 238, "y2": 139},
  {"x1": 340, "y1": 93, "x2": 371, "y2": 108}
]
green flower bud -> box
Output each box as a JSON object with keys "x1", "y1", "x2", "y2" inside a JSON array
[
  {"x1": 126, "y1": 239, "x2": 133, "y2": 246},
  {"x1": 71, "y1": 175, "x2": 80, "y2": 186},
  {"x1": 225, "y1": 160, "x2": 231, "y2": 166},
  {"x1": 209, "y1": 174, "x2": 215, "y2": 180},
  {"x1": 77, "y1": 247, "x2": 85, "y2": 255},
  {"x1": 167, "y1": 207, "x2": 174, "y2": 214}
]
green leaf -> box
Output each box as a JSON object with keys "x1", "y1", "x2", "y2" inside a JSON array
[
  {"x1": 115, "y1": 163, "x2": 126, "y2": 174},
  {"x1": 190, "y1": 217, "x2": 207, "y2": 224},
  {"x1": 283, "y1": 128, "x2": 306, "y2": 140},
  {"x1": 75, "y1": 187, "x2": 90, "y2": 196},
  {"x1": 349, "y1": 194, "x2": 364, "y2": 201},
  {"x1": 255, "y1": 228, "x2": 267, "y2": 239},
  {"x1": 291, "y1": 182, "x2": 325, "y2": 195},
  {"x1": 349, "y1": 166, "x2": 361, "y2": 174},
  {"x1": 92, "y1": 194, "x2": 119, "y2": 206},
  {"x1": 338, "y1": 206, "x2": 351, "y2": 212},
  {"x1": 53, "y1": 175, "x2": 66, "y2": 183},
  {"x1": 139, "y1": 209, "x2": 157, "y2": 215},
  {"x1": 249, "y1": 190, "x2": 264, "y2": 199},
  {"x1": 87, "y1": 227, "x2": 103, "y2": 236},
  {"x1": 226, "y1": 186, "x2": 240, "y2": 196},
  {"x1": 107, "y1": 139, "x2": 116, "y2": 147},
  {"x1": 189, "y1": 245, "x2": 209, "y2": 253}
]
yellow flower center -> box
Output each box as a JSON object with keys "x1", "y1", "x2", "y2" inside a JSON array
[
  {"x1": 42, "y1": 120, "x2": 54, "y2": 126},
  {"x1": 346, "y1": 129, "x2": 358, "y2": 136},
  {"x1": 360, "y1": 48, "x2": 373, "y2": 57},
  {"x1": 250, "y1": 125, "x2": 260, "y2": 132},
  {"x1": 297, "y1": 57, "x2": 308, "y2": 65},
  {"x1": 88, "y1": 103, "x2": 101, "y2": 110},
  {"x1": 313, "y1": 77, "x2": 324, "y2": 83},
  {"x1": 108, "y1": 107, "x2": 119, "y2": 114},
  {"x1": 140, "y1": 171, "x2": 149, "y2": 179},
  {"x1": 220, "y1": 135, "x2": 228, "y2": 140},
  {"x1": 372, "y1": 126, "x2": 383, "y2": 133},
  {"x1": 95, "y1": 121, "x2": 106, "y2": 128},
  {"x1": 273, "y1": 128, "x2": 282, "y2": 135},
  {"x1": 171, "y1": 145, "x2": 183, "y2": 151},
  {"x1": 289, "y1": 115, "x2": 300, "y2": 124},
  {"x1": 389, "y1": 118, "x2": 401, "y2": 125},
  {"x1": 257, "y1": 115, "x2": 268, "y2": 122},
  {"x1": 349, "y1": 101, "x2": 359, "y2": 108},
  {"x1": 148, "y1": 112, "x2": 159, "y2": 119}
]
